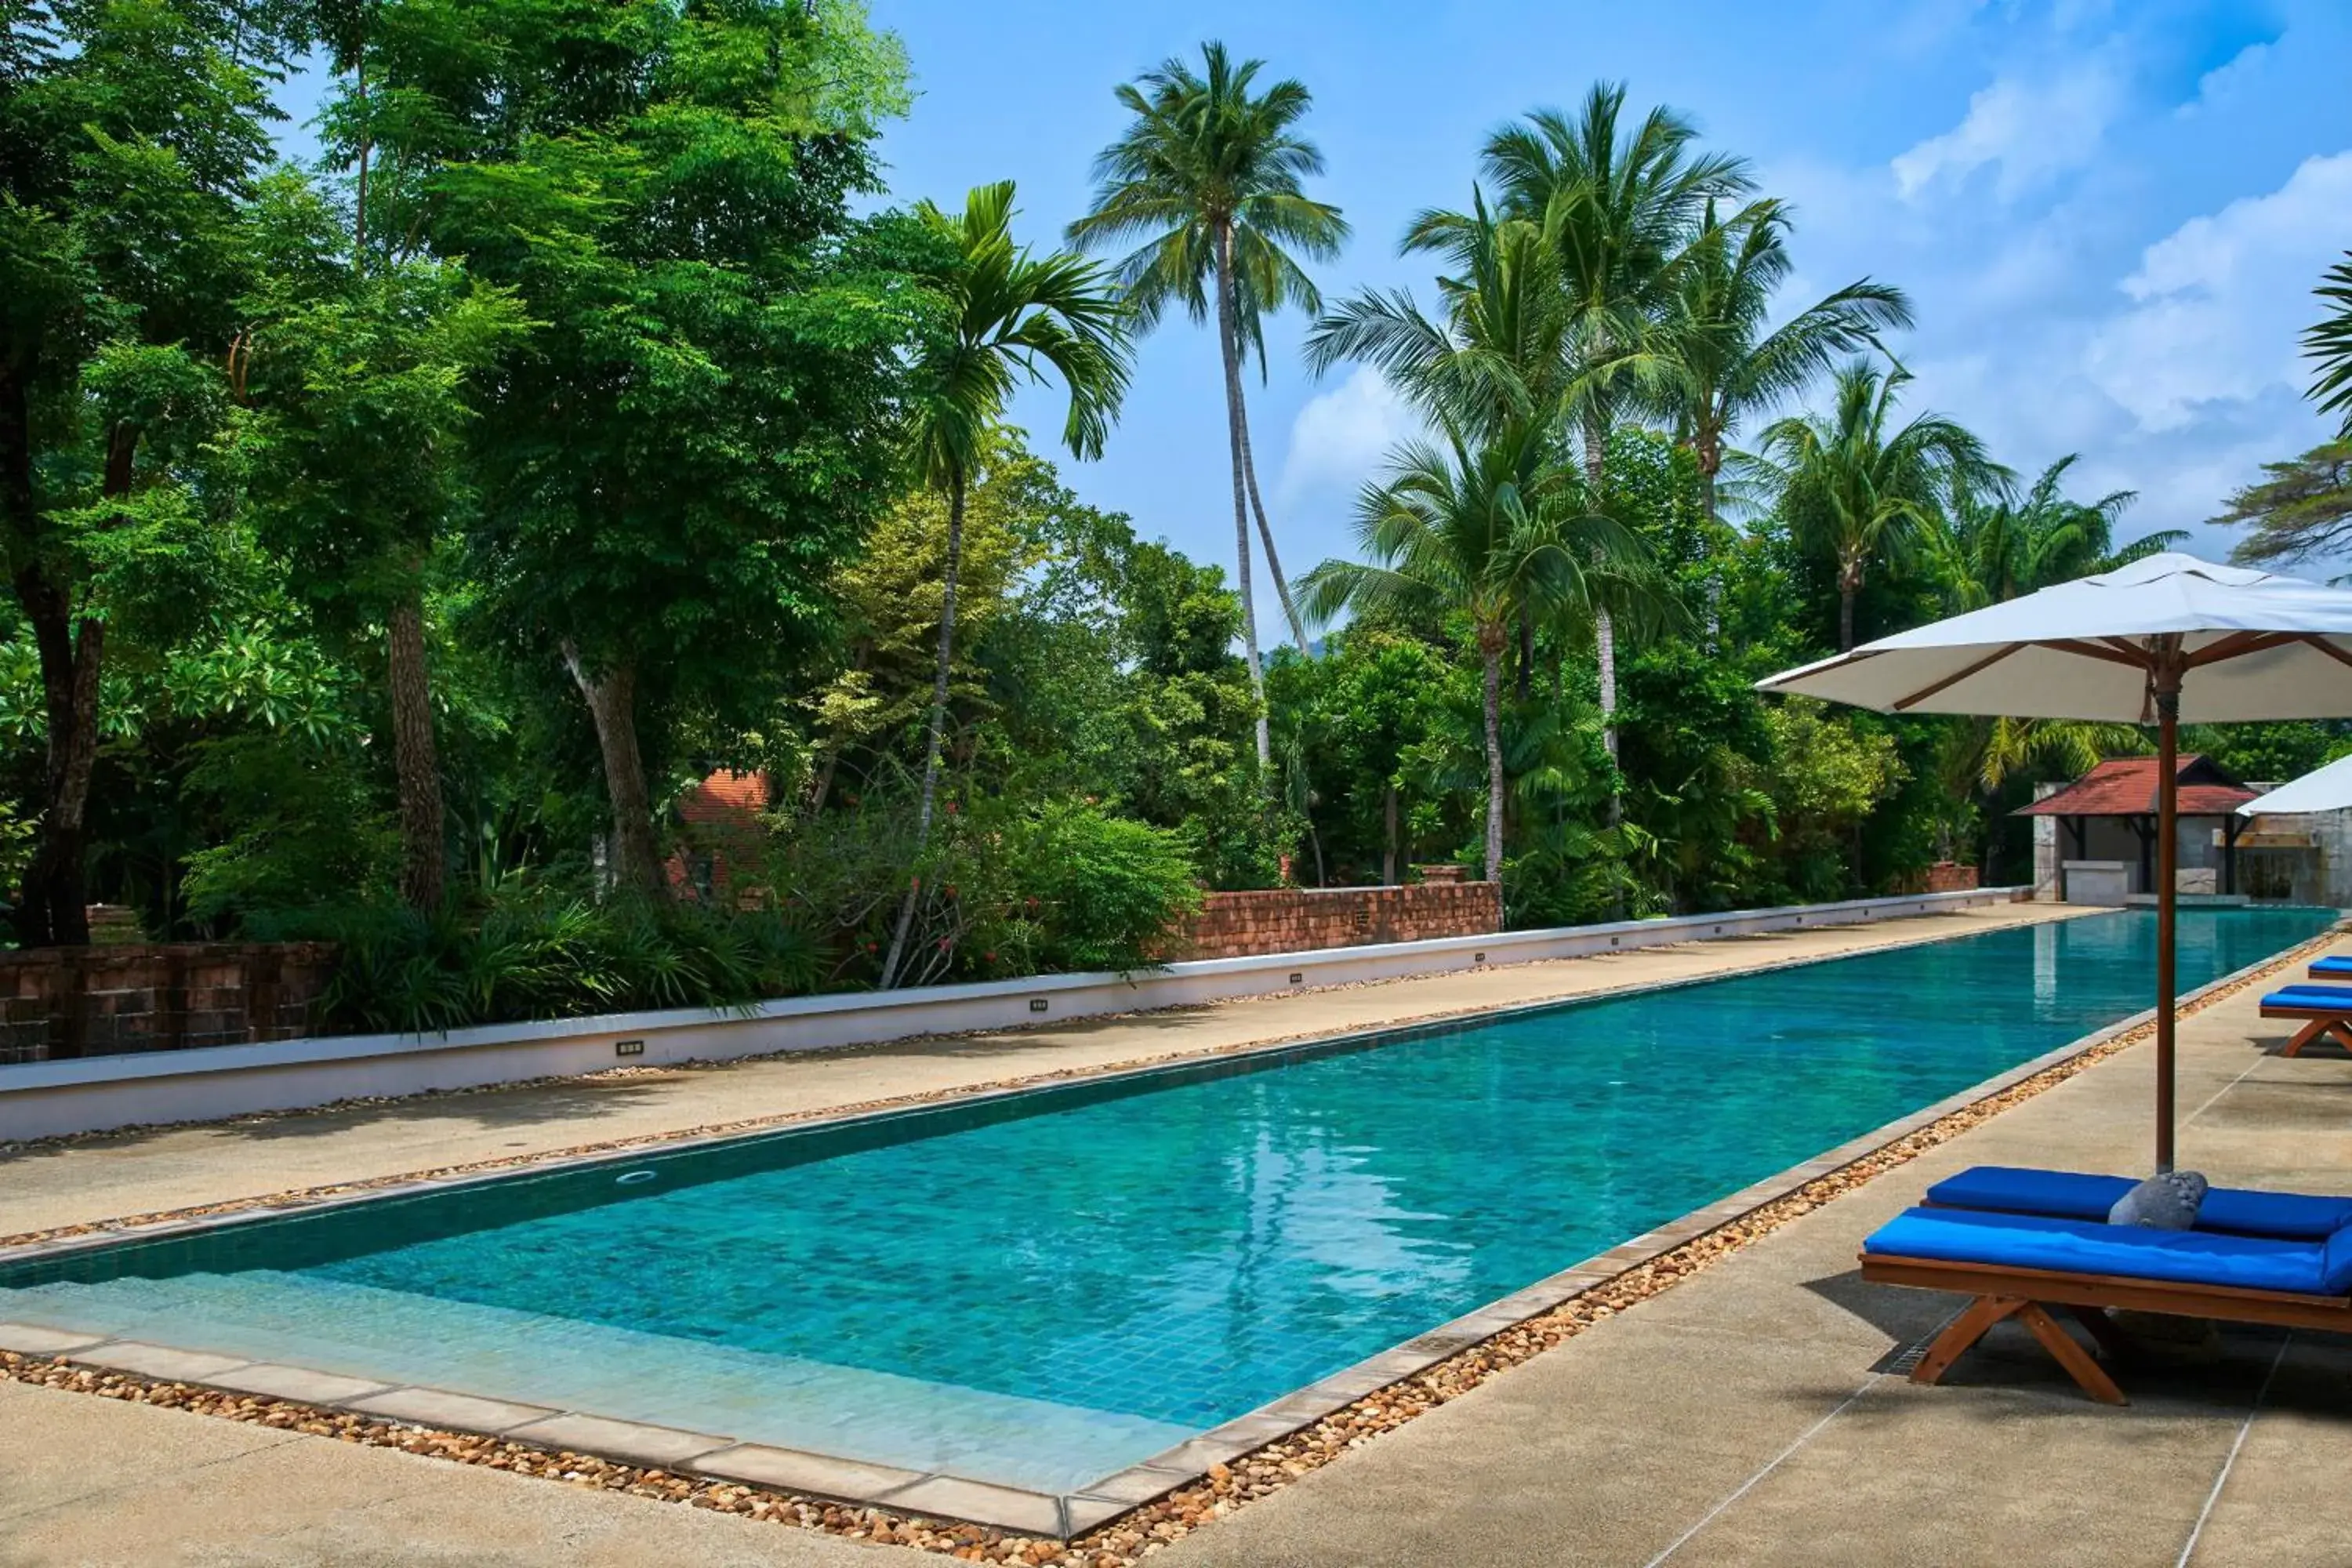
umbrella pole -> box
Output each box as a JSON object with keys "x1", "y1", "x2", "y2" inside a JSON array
[{"x1": 2154, "y1": 655, "x2": 2182, "y2": 1173}]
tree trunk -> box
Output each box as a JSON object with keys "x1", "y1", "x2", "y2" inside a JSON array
[
  {"x1": 880, "y1": 467, "x2": 967, "y2": 990},
  {"x1": 3, "y1": 391, "x2": 120, "y2": 947},
  {"x1": 387, "y1": 589, "x2": 444, "y2": 910},
  {"x1": 14, "y1": 595, "x2": 100, "y2": 949},
  {"x1": 1580, "y1": 415, "x2": 1620, "y2": 770},
  {"x1": 1235, "y1": 390, "x2": 1308, "y2": 652},
  {"x1": 1383, "y1": 782, "x2": 1399, "y2": 886},
  {"x1": 1480, "y1": 633, "x2": 1505, "y2": 894},
  {"x1": 562, "y1": 642, "x2": 663, "y2": 898},
  {"x1": 1838, "y1": 558, "x2": 1862, "y2": 652},
  {"x1": 1214, "y1": 221, "x2": 1271, "y2": 774}
]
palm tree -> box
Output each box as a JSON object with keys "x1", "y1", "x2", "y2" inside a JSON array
[
  {"x1": 1298, "y1": 421, "x2": 1647, "y2": 887},
  {"x1": 878, "y1": 182, "x2": 1131, "y2": 990},
  {"x1": 1659, "y1": 199, "x2": 1912, "y2": 526},
  {"x1": 1933, "y1": 453, "x2": 2175, "y2": 612},
  {"x1": 1478, "y1": 82, "x2": 1752, "y2": 755},
  {"x1": 1069, "y1": 42, "x2": 1348, "y2": 770},
  {"x1": 1743, "y1": 357, "x2": 2004, "y2": 651},
  {"x1": 2307, "y1": 252, "x2": 2352, "y2": 435},
  {"x1": 1926, "y1": 453, "x2": 2177, "y2": 844},
  {"x1": 1308, "y1": 194, "x2": 1566, "y2": 439}
]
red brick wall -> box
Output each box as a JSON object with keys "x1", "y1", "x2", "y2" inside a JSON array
[
  {"x1": 0, "y1": 943, "x2": 336, "y2": 1065},
  {"x1": 1924, "y1": 862, "x2": 1980, "y2": 893},
  {"x1": 1171, "y1": 882, "x2": 1503, "y2": 960}
]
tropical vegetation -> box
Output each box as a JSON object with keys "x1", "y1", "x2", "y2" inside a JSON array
[{"x1": 5, "y1": 5, "x2": 2343, "y2": 1033}]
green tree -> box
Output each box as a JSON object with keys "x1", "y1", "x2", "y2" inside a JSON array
[
  {"x1": 1301, "y1": 422, "x2": 1638, "y2": 886},
  {"x1": 879, "y1": 182, "x2": 1130, "y2": 990},
  {"x1": 1744, "y1": 357, "x2": 2004, "y2": 651},
  {"x1": 1069, "y1": 42, "x2": 1348, "y2": 768},
  {"x1": 1480, "y1": 82, "x2": 1752, "y2": 753},
  {"x1": 233, "y1": 257, "x2": 525, "y2": 910},
  {"x1": 372, "y1": 0, "x2": 937, "y2": 898},
  {"x1": 2211, "y1": 441, "x2": 2352, "y2": 571},
  {"x1": 1660, "y1": 199, "x2": 1911, "y2": 525},
  {"x1": 0, "y1": 0, "x2": 300, "y2": 943}
]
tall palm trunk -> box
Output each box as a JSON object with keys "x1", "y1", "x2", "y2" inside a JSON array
[
  {"x1": 1838, "y1": 554, "x2": 1863, "y2": 652},
  {"x1": 1235, "y1": 400, "x2": 1308, "y2": 650},
  {"x1": 1579, "y1": 416, "x2": 1619, "y2": 763},
  {"x1": 387, "y1": 588, "x2": 445, "y2": 910},
  {"x1": 880, "y1": 467, "x2": 967, "y2": 990},
  {"x1": 1479, "y1": 625, "x2": 1505, "y2": 892},
  {"x1": 563, "y1": 642, "x2": 663, "y2": 898},
  {"x1": 1214, "y1": 221, "x2": 1272, "y2": 772}
]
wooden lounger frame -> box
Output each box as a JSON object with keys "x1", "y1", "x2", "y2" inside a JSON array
[
  {"x1": 2259, "y1": 995, "x2": 2352, "y2": 1057},
  {"x1": 1861, "y1": 1253, "x2": 2352, "y2": 1405}
]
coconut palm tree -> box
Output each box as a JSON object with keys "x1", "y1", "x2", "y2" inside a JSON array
[
  {"x1": 1478, "y1": 82, "x2": 1752, "y2": 755},
  {"x1": 1298, "y1": 421, "x2": 1650, "y2": 887},
  {"x1": 2307, "y1": 252, "x2": 2352, "y2": 436},
  {"x1": 878, "y1": 182, "x2": 1131, "y2": 990},
  {"x1": 1069, "y1": 42, "x2": 1348, "y2": 770},
  {"x1": 1307, "y1": 193, "x2": 1566, "y2": 440},
  {"x1": 1932, "y1": 453, "x2": 2176, "y2": 612},
  {"x1": 1742, "y1": 357, "x2": 2004, "y2": 652},
  {"x1": 1659, "y1": 199, "x2": 1912, "y2": 526}
]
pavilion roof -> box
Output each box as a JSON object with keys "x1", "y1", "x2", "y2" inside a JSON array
[{"x1": 2013, "y1": 755, "x2": 2259, "y2": 818}]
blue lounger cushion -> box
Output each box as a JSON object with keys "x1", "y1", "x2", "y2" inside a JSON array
[
  {"x1": 2310, "y1": 956, "x2": 2352, "y2": 976},
  {"x1": 1926, "y1": 1166, "x2": 2352, "y2": 1241},
  {"x1": 1864, "y1": 1207, "x2": 2352, "y2": 1296},
  {"x1": 2263, "y1": 984, "x2": 2352, "y2": 1009}
]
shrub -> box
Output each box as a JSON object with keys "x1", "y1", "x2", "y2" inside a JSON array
[{"x1": 260, "y1": 885, "x2": 819, "y2": 1036}]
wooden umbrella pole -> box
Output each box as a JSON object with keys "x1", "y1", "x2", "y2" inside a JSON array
[{"x1": 2153, "y1": 642, "x2": 2184, "y2": 1172}]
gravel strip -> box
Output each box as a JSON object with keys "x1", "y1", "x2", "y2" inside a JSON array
[{"x1": 1, "y1": 927, "x2": 2327, "y2": 1563}]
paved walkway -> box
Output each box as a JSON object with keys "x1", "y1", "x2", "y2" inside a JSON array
[{"x1": 10, "y1": 904, "x2": 2350, "y2": 1566}]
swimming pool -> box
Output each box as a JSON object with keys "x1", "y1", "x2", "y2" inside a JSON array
[{"x1": 0, "y1": 907, "x2": 2331, "y2": 1508}]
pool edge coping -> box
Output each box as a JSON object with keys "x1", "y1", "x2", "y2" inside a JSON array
[{"x1": 0, "y1": 912, "x2": 2335, "y2": 1541}]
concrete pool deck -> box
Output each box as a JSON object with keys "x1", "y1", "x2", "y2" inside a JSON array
[{"x1": 6, "y1": 902, "x2": 2350, "y2": 1565}]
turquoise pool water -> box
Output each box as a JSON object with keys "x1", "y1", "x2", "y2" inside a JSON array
[{"x1": 0, "y1": 907, "x2": 2331, "y2": 1492}]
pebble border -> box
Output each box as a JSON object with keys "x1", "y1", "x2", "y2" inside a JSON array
[{"x1": 0, "y1": 922, "x2": 2331, "y2": 1566}]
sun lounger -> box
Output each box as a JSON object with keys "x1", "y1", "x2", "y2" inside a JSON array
[
  {"x1": 1922, "y1": 1166, "x2": 2352, "y2": 1240},
  {"x1": 2257, "y1": 982, "x2": 2352, "y2": 1056},
  {"x1": 2309, "y1": 955, "x2": 2352, "y2": 980},
  {"x1": 1860, "y1": 1206, "x2": 2352, "y2": 1403}
]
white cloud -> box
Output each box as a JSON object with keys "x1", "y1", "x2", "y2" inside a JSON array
[
  {"x1": 1274, "y1": 368, "x2": 1423, "y2": 508},
  {"x1": 1892, "y1": 63, "x2": 2123, "y2": 201},
  {"x1": 2178, "y1": 41, "x2": 2273, "y2": 117},
  {"x1": 2084, "y1": 150, "x2": 2352, "y2": 432}
]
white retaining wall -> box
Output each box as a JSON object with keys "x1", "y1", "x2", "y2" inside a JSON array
[{"x1": 0, "y1": 887, "x2": 2026, "y2": 1142}]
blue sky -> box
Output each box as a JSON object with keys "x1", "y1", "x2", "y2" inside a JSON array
[
  {"x1": 275, "y1": 2, "x2": 2352, "y2": 641},
  {"x1": 862, "y1": 0, "x2": 2352, "y2": 638}
]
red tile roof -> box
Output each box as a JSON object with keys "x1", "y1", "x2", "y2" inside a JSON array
[{"x1": 2014, "y1": 755, "x2": 2257, "y2": 818}]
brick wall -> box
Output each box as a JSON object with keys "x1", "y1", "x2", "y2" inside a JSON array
[
  {"x1": 1924, "y1": 862, "x2": 1980, "y2": 893},
  {"x1": 0, "y1": 943, "x2": 336, "y2": 1065},
  {"x1": 1171, "y1": 882, "x2": 1503, "y2": 960}
]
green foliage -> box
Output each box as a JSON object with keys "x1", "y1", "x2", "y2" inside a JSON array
[
  {"x1": 278, "y1": 892, "x2": 821, "y2": 1036},
  {"x1": 1757, "y1": 699, "x2": 1907, "y2": 900},
  {"x1": 2210, "y1": 441, "x2": 2352, "y2": 571},
  {"x1": 1000, "y1": 802, "x2": 1203, "y2": 973}
]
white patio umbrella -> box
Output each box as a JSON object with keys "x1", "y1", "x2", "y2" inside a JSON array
[
  {"x1": 1758, "y1": 554, "x2": 2352, "y2": 1171},
  {"x1": 2237, "y1": 751, "x2": 2352, "y2": 817}
]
